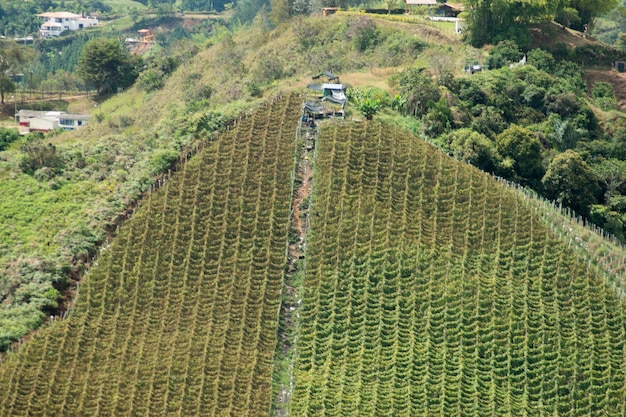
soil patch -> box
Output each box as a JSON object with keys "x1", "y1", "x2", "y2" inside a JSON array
[
  {"x1": 529, "y1": 22, "x2": 595, "y2": 50},
  {"x1": 585, "y1": 69, "x2": 626, "y2": 109}
]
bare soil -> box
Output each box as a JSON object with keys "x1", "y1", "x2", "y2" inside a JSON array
[
  {"x1": 289, "y1": 157, "x2": 312, "y2": 261},
  {"x1": 585, "y1": 69, "x2": 626, "y2": 110},
  {"x1": 529, "y1": 22, "x2": 595, "y2": 50}
]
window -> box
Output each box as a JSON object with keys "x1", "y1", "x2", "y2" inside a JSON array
[{"x1": 59, "y1": 119, "x2": 74, "y2": 126}]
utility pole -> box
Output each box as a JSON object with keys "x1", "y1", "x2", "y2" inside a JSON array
[{"x1": 12, "y1": 95, "x2": 17, "y2": 125}]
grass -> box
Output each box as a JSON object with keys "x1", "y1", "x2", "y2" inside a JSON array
[
  {"x1": 0, "y1": 175, "x2": 97, "y2": 262},
  {"x1": 62, "y1": 0, "x2": 147, "y2": 12}
]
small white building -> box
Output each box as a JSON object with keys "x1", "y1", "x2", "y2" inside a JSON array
[
  {"x1": 16, "y1": 110, "x2": 91, "y2": 133},
  {"x1": 37, "y1": 12, "x2": 99, "y2": 38}
]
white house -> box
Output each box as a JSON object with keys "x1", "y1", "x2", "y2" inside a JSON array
[
  {"x1": 37, "y1": 12, "x2": 99, "y2": 38},
  {"x1": 16, "y1": 110, "x2": 91, "y2": 133}
]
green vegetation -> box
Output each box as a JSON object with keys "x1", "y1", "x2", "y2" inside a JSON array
[
  {"x1": 1, "y1": 11, "x2": 626, "y2": 417},
  {"x1": 291, "y1": 119, "x2": 626, "y2": 416},
  {"x1": 464, "y1": 0, "x2": 619, "y2": 46},
  {"x1": 0, "y1": 94, "x2": 300, "y2": 414},
  {"x1": 393, "y1": 42, "x2": 626, "y2": 243},
  {"x1": 76, "y1": 38, "x2": 141, "y2": 94}
]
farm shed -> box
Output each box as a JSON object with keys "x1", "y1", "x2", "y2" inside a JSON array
[
  {"x1": 435, "y1": 2, "x2": 464, "y2": 17},
  {"x1": 305, "y1": 82, "x2": 347, "y2": 118}
]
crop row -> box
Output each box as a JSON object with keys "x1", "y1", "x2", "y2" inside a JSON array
[
  {"x1": 291, "y1": 120, "x2": 626, "y2": 416},
  {"x1": 0, "y1": 93, "x2": 301, "y2": 416}
]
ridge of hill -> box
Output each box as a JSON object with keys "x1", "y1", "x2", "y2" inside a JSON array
[{"x1": 1, "y1": 98, "x2": 625, "y2": 415}]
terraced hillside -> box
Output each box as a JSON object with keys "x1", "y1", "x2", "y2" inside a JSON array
[
  {"x1": 291, "y1": 121, "x2": 626, "y2": 416},
  {"x1": 0, "y1": 94, "x2": 300, "y2": 416},
  {"x1": 1, "y1": 96, "x2": 625, "y2": 417}
]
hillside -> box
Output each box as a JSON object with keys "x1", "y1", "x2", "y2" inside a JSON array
[
  {"x1": 1, "y1": 12, "x2": 626, "y2": 416},
  {"x1": 0, "y1": 12, "x2": 470, "y2": 349},
  {"x1": 0, "y1": 94, "x2": 300, "y2": 416},
  {"x1": 1, "y1": 98, "x2": 625, "y2": 415},
  {"x1": 292, "y1": 120, "x2": 626, "y2": 415}
]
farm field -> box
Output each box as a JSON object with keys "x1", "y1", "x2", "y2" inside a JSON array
[
  {"x1": 0, "y1": 94, "x2": 300, "y2": 416},
  {"x1": 291, "y1": 120, "x2": 626, "y2": 416}
]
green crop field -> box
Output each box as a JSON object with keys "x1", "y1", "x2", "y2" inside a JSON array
[
  {"x1": 0, "y1": 95, "x2": 625, "y2": 416},
  {"x1": 291, "y1": 120, "x2": 626, "y2": 416},
  {"x1": 0, "y1": 94, "x2": 300, "y2": 416}
]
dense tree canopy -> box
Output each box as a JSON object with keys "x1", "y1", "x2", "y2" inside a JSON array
[
  {"x1": 77, "y1": 38, "x2": 142, "y2": 95},
  {"x1": 464, "y1": 0, "x2": 619, "y2": 46},
  {"x1": 542, "y1": 150, "x2": 600, "y2": 216},
  {"x1": 0, "y1": 40, "x2": 34, "y2": 103}
]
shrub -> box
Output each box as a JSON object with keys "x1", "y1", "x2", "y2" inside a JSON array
[
  {"x1": 349, "y1": 16, "x2": 380, "y2": 52},
  {"x1": 486, "y1": 40, "x2": 521, "y2": 70},
  {"x1": 592, "y1": 82, "x2": 617, "y2": 111},
  {"x1": 527, "y1": 48, "x2": 555, "y2": 73},
  {"x1": 444, "y1": 128, "x2": 499, "y2": 172},
  {"x1": 19, "y1": 142, "x2": 65, "y2": 176},
  {"x1": 0, "y1": 127, "x2": 20, "y2": 151},
  {"x1": 137, "y1": 68, "x2": 164, "y2": 92},
  {"x1": 148, "y1": 149, "x2": 179, "y2": 176}
]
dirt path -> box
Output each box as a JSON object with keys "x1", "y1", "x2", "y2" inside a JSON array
[{"x1": 274, "y1": 123, "x2": 316, "y2": 417}]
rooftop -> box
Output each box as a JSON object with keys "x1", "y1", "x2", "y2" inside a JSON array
[
  {"x1": 443, "y1": 2, "x2": 465, "y2": 10},
  {"x1": 17, "y1": 110, "x2": 92, "y2": 120},
  {"x1": 405, "y1": 0, "x2": 437, "y2": 4},
  {"x1": 37, "y1": 12, "x2": 83, "y2": 19}
]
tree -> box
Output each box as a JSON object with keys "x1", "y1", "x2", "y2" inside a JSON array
[
  {"x1": 485, "y1": 40, "x2": 521, "y2": 69},
  {"x1": 463, "y1": 0, "x2": 554, "y2": 47},
  {"x1": 542, "y1": 150, "x2": 600, "y2": 216},
  {"x1": 77, "y1": 38, "x2": 142, "y2": 95},
  {"x1": 0, "y1": 41, "x2": 33, "y2": 103},
  {"x1": 462, "y1": 0, "x2": 617, "y2": 45},
  {"x1": 423, "y1": 98, "x2": 452, "y2": 137},
  {"x1": 0, "y1": 77, "x2": 14, "y2": 103},
  {"x1": 555, "y1": 7, "x2": 581, "y2": 29},
  {"x1": 392, "y1": 67, "x2": 439, "y2": 118},
  {"x1": 444, "y1": 128, "x2": 499, "y2": 172},
  {"x1": 593, "y1": 159, "x2": 626, "y2": 203},
  {"x1": 270, "y1": 0, "x2": 291, "y2": 25},
  {"x1": 563, "y1": 0, "x2": 619, "y2": 31},
  {"x1": 496, "y1": 124, "x2": 544, "y2": 187}
]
